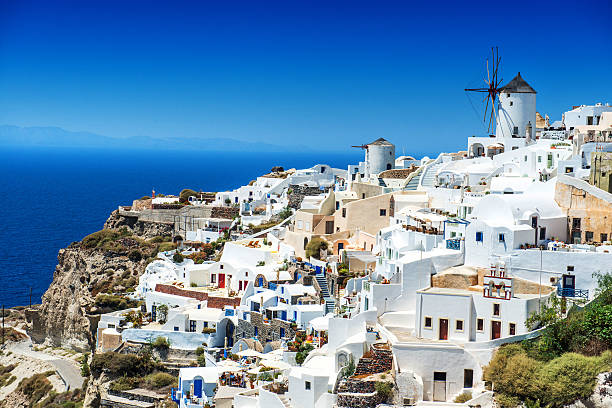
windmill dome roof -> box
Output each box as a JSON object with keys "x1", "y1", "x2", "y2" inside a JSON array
[
  {"x1": 367, "y1": 137, "x2": 394, "y2": 146},
  {"x1": 501, "y1": 72, "x2": 536, "y2": 94}
]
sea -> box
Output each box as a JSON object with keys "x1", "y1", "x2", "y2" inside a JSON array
[{"x1": 0, "y1": 146, "x2": 433, "y2": 308}]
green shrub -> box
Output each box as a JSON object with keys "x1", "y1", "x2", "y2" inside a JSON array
[
  {"x1": 149, "y1": 236, "x2": 171, "y2": 244},
  {"x1": 80, "y1": 353, "x2": 90, "y2": 377},
  {"x1": 144, "y1": 372, "x2": 176, "y2": 389},
  {"x1": 278, "y1": 207, "x2": 292, "y2": 220},
  {"x1": 454, "y1": 391, "x2": 472, "y2": 403},
  {"x1": 15, "y1": 371, "x2": 54, "y2": 407},
  {"x1": 180, "y1": 189, "x2": 198, "y2": 203},
  {"x1": 94, "y1": 295, "x2": 137, "y2": 313},
  {"x1": 109, "y1": 375, "x2": 140, "y2": 391},
  {"x1": 173, "y1": 252, "x2": 184, "y2": 263},
  {"x1": 295, "y1": 344, "x2": 314, "y2": 365},
  {"x1": 195, "y1": 346, "x2": 205, "y2": 356},
  {"x1": 152, "y1": 337, "x2": 171, "y2": 351},
  {"x1": 128, "y1": 250, "x2": 143, "y2": 262},
  {"x1": 81, "y1": 228, "x2": 130, "y2": 249},
  {"x1": 202, "y1": 327, "x2": 216, "y2": 334},
  {"x1": 375, "y1": 381, "x2": 393, "y2": 402},
  {"x1": 158, "y1": 242, "x2": 177, "y2": 252},
  {"x1": 90, "y1": 352, "x2": 157, "y2": 377},
  {"x1": 485, "y1": 345, "x2": 612, "y2": 407},
  {"x1": 305, "y1": 237, "x2": 329, "y2": 260}
]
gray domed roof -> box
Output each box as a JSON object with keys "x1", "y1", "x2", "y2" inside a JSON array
[
  {"x1": 501, "y1": 72, "x2": 536, "y2": 94},
  {"x1": 367, "y1": 137, "x2": 394, "y2": 146}
]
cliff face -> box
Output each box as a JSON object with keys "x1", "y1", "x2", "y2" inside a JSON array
[{"x1": 28, "y1": 210, "x2": 173, "y2": 351}]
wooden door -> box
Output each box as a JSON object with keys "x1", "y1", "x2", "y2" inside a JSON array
[
  {"x1": 491, "y1": 320, "x2": 501, "y2": 340},
  {"x1": 433, "y1": 372, "x2": 447, "y2": 401},
  {"x1": 219, "y1": 273, "x2": 225, "y2": 288},
  {"x1": 439, "y1": 319, "x2": 448, "y2": 340}
]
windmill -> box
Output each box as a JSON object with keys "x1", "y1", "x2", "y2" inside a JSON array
[{"x1": 465, "y1": 47, "x2": 503, "y2": 134}]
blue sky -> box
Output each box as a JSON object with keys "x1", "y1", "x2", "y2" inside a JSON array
[{"x1": 0, "y1": 0, "x2": 610, "y2": 153}]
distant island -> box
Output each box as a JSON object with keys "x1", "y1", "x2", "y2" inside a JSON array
[{"x1": 0, "y1": 124, "x2": 309, "y2": 152}]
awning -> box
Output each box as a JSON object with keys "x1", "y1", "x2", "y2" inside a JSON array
[{"x1": 237, "y1": 349, "x2": 265, "y2": 358}]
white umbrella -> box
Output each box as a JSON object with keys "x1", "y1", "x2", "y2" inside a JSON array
[
  {"x1": 237, "y1": 349, "x2": 265, "y2": 358},
  {"x1": 259, "y1": 360, "x2": 291, "y2": 370},
  {"x1": 308, "y1": 314, "x2": 331, "y2": 332}
]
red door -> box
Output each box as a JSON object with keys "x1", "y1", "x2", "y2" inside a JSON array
[
  {"x1": 491, "y1": 321, "x2": 501, "y2": 339},
  {"x1": 439, "y1": 319, "x2": 448, "y2": 340},
  {"x1": 219, "y1": 273, "x2": 225, "y2": 288}
]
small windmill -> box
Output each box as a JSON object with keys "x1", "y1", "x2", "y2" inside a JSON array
[{"x1": 465, "y1": 47, "x2": 503, "y2": 134}]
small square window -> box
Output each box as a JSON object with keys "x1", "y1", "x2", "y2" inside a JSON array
[
  {"x1": 509, "y1": 323, "x2": 516, "y2": 336},
  {"x1": 586, "y1": 231, "x2": 594, "y2": 242},
  {"x1": 380, "y1": 209, "x2": 387, "y2": 216},
  {"x1": 493, "y1": 303, "x2": 501, "y2": 317},
  {"x1": 305, "y1": 381, "x2": 311, "y2": 390},
  {"x1": 602, "y1": 233, "x2": 608, "y2": 242},
  {"x1": 342, "y1": 208, "x2": 346, "y2": 218},
  {"x1": 567, "y1": 265, "x2": 574, "y2": 272},
  {"x1": 220, "y1": 264, "x2": 224, "y2": 269},
  {"x1": 477, "y1": 318, "x2": 484, "y2": 332},
  {"x1": 424, "y1": 316, "x2": 433, "y2": 328},
  {"x1": 538, "y1": 156, "x2": 542, "y2": 163},
  {"x1": 456, "y1": 320, "x2": 464, "y2": 332}
]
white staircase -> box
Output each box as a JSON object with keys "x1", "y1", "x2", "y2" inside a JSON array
[
  {"x1": 420, "y1": 161, "x2": 445, "y2": 188},
  {"x1": 279, "y1": 394, "x2": 292, "y2": 408}
]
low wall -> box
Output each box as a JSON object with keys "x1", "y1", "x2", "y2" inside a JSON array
[
  {"x1": 154, "y1": 284, "x2": 241, "y2": 309},
  {"x1": 121, "y1": 328, "x2": 211, "y2": 350}
]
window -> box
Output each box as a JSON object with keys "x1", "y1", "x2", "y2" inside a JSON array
[
  {"x1": 524, "y1": 155, "x2": 528, "y2": 162},
  {"x1": 586, "y1": 231, "x2": 594, "y2": 242},
  {"x1": 174, "y1": 327, "x2": 179, "y2": 331},
  {"x1": 537, "y1": 156, "x2": 542, "y2": 163},
  {"x1": 539, "y1": 227, "x2": 546, "y2": 240},
  {"x1": 380, "y1": 209, "x2": 387, "y2": 216},
  {"x1": 280, "y1": 327, "x2": 285, "y2": 337},
  {"x1": 513, "y1": 126, "x2": 519, "y2": 135},
  {"x1": 566, "y1": 167, "x2": 574, "y2": 173},
  {"x1": 477, "y1": 318, "x2": 484, "y2": 332},
  {"x1": 602, "y1": 233, "x2": 608, "y2": 242},
  {"x1": 189, "y1": 320, "x2": 196, "y2": 332},
  {"x1": 254, "y1": 327, "x2": 258, "y2": 336},
  {"x1": 335, "y1": 201, "x2": 339, "y2": 210},
  {"x1": 493, "y1": 303, "x2": 501, "y2": 317},
  {"x1": 305, "y1": 221, "x2": 310, "y2": 231},
  {"x1": 305, "y1": 381, "x2": 311, "y2": 390},
  {"x1": 220, "y1": 264, "x2": 224, "y2": 270},
  {"x1": 320, "y1": 166, "x2": 326, "y2": 173},
  {"x1": 476, "y1": 232, "x2": 483, "y2": 242},
  {"x1": 498, "y1": 233, "x2": 505, "y2": 242},
  {"x1": 464, "y1": 369, "x2": 474, "y2": 388},
  {"x1": 211, "y1": 275, "x2": 216, "y2": 283},
  {"x1": 567, "y1": 265, "x2": 574, "y2": 272},
  {"x1": 351, "y1": 174, "x2": 356, "y2": 181},
  {"x1": 424, "y1": 316, "x2": 433, "y2": 328},
  {"x1": 342, "y1": 208, "x2": 346, "y2": 218},
  {"x1": 572, "y1": 218, "x2": 581, "y2": 229},
  {"x1": 456, "y1": 320, "x2": 464, "y2": 332},
  {"x1": 362, "y1": 193, "x2": 366, "y2": 199},
  {"x1": 297, "y1": 220, "x2": 303, "y2": 230},
  {"x1": 509, "y1": 323, "x2": 516, "y2": 336},
  {"x1": 509, "y1": 101, "x2": 513, "y2": 106}
]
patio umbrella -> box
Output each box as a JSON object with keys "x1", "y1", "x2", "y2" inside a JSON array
[{"x1": 237, "y1": 349, "x2": 265, "y2": 358}]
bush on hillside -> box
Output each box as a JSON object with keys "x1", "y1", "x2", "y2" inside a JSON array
[
  {"x1": 179, "y1": 189, "x2": 198, "y2": 203},
  {"x1": 173, "y1": 252, "x2": 184, "y2": 263},
  {"x1": 15, "y1": 371, "x2": 55, "y2": 407},
  {"x1": 152, "y1": 336, "x2": 171, "y2": 351},
  {"x1": 145, "y1": 372, "x2": 176, "y2": 389},
  {"x1": 158, "y1": 242, "x2": 177, "y2": 252},
  {"x1": 484, "y1": 344, "x2": 612, "y2": 406},
  {"x1": 90, "y1": 352, "x2": 158, "y2": 377},
  {"x1": 454, "y1": 391, "x2": 472, "y2": 403},
  {"x1": 94, "y1": 295, "x2": 137, "y2": 313},
  {"x1": 128, "y1": 250, "x2": 143, "y2": 262},
  {"x1": 305, "y1": 237, "x2": 328, "y2": 260},
  {"x1": 81, "y1": 228, "x2": 130, "y2": 249},
  {"x1": 375, "y1": 381, "x2": 393, "y2": 402}
]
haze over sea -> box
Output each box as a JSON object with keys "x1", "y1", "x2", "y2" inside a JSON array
[{"x1": 0, "y1": 146, "x2": 432, "y2": 308}]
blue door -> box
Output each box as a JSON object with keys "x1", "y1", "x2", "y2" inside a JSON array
[
  {"x1": 257, "y1": 277, "x2": 264, "y2": 287},
  {"x1": 281, "y1": 310, "x2": 287, "y2": 321},
  {"x1": 193, "y1": 378, "x2": 203, "y2": 397}
]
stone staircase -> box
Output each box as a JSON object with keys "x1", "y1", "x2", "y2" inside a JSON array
[
  {"x1": 404, "y1": 171, "x2": 421, "y2": 190},
  {"x1": 315, "y1": 275, "x2": 336, "y2": 314},
  {"x1": 421, "y1": 161, "x2": 444, "y2": 188},
  {"x1": 278, "y1": 394, "x2": 292, "y2": 408},
  {"x1": 354, "y1": 344, "x2": 393, "y2": 376}
]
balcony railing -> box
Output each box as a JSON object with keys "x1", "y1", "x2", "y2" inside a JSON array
[
  {"x1": 446, "y1": 238, "x2": 461, "y2": 250},
  {"x1": 557, "y1": 287, "x2": 589, "y2": 299}
]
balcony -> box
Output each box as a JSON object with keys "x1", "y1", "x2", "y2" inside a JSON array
[{"x1": 557, "y1": 287, "x2": 589, "y2": 299}]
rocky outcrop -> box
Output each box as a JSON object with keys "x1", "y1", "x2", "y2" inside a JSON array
[
  {"x1": 28, "y1": 212, "x2": 173, "y2": 351},
  {"x1": 104, "y1": 210, "x2": 173, "y2": 239}
]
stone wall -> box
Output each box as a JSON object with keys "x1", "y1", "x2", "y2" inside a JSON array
[
  {"x1": 237, "y1": 312, "x2": 295, "y2": 345},
  {"x1": 211, "y1": 206, "x2": 239, "y2": 219},
  {"x1": 354, "y1": 344, "x2": 393, "y2": 376},
  {"x1": 337, "y1": 390, "x2": 384, "y2": 408},
  {"x1": 154, "y1": 284, "x2": 241, "y2": 309},
  {"x1": 288, "y1": 185, "x2": 329, "y2": 209}
]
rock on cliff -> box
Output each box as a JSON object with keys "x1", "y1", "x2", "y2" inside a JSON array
[{"x1": 28, "y1": 211, "x2": 174, "y2": 351}]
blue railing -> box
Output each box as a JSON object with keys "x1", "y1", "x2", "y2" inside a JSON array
[
  {"x1": 171, "y1": 388, "x2": 180, "y2": 403},
  {"x1": 446, "y1": 238, "x2": 461, "y2": 250},
  {"x1": 557, "y1": 287, "x2": 589, "y2": 299}
]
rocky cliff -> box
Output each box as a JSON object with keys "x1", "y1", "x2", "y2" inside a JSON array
[{"x1": 28, "y1": 210, "x2": 174, "y2": 351}]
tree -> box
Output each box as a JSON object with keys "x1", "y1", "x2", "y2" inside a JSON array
[
  {"x1": 179, "y1": 189, "x2": 198, "y2": 203},
  {"x1": 305, "y1": 237, "x2": 328, "y2": 260},
  {"x1": 157, "y1": 304, "x2": 168, "y2": 324},
  {"x1": 278, "y1": 207, "x2": 292, "y2": 220}
]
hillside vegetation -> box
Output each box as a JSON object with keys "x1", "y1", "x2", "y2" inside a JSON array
[{"x1": 485, "y1": 273, "x2": 612, "y2": 407}]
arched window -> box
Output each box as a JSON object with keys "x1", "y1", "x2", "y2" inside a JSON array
[{"x1": 387, "y1": 163, "x2": 392, "y2": 170}]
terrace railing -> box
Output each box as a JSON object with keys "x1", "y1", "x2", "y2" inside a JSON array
[
  {"x1": 557, "y1": 287, "x2": 589, "y2": 299},
  {"x1": 446, "y1": 238, "x2": 461, "y2": 250}
]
